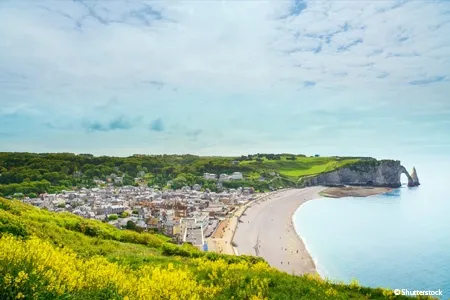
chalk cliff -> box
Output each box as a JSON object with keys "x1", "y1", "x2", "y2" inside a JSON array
[{"x1": 298, "y1": 159, "x2": 420, "y2": 188}]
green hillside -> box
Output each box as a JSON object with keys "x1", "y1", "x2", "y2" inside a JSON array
[
  {"x1": 0, "y1": 152, "x2": 362, "y2": 196},
  {"x1": 0, "y1": 198, "x2": 430, "y2": 300}
]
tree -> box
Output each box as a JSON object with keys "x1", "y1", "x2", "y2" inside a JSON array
[
  {"x1": 108, "y1": 214, "x2": 118, "y2": 221},
  {"x1": 119, "y1": 211, "x2": 130, "y2": 218},
  {"x1": 28, "y1": 192, "x2": 38, "y2": 198},
  {"x1": 123, "y1": 174, "x2": 134, "y2": 186},
  {"x1": 126, "y1": 220, "x2": 143, "y2": 233}
]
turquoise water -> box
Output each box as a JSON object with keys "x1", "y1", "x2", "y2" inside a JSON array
[{"x1": 294, "y1": 159, "x2": 450, "y2": 299}]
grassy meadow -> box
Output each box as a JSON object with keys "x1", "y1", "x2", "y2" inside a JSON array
[{"x1": 239, "y1": 156, "x2": 359, "y2": 180}]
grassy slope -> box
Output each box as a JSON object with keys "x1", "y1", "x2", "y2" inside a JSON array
[
  {"x1": 0, "y1": 198, "x2": 431, "y2": 300},
  {"x1": 240, "y1": 156, "x2": 359, "y2": 180}
]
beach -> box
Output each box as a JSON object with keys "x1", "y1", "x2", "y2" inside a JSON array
[
  {"x1": 320, "y1": 186, "x2": 392, "y2": 198},
  {"x1": 233, "y1": 187, "x2": 325, "y2": 275}
]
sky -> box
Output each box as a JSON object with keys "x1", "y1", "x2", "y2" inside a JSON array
[{"x1": 1, "y1": 0, "x2": 450, "y2": 160}]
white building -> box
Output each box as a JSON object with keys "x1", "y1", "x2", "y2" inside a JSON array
[
  {"x1": 219, "y1": 174, "x2": 231, "y2": 182},
  {"x1": 203, "y1": 173, "x2": 217, "y2": 180},
  {"x1": 196, "y1": 214, "x2": 209, "y2": 231},
  {"x1": 231, "y1": 172, "x2": 243, "y2": 180}
]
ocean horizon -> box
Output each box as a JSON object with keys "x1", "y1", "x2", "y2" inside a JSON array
[{"x1": 293, "y1": 159, "x2": 450, "y2": 299}]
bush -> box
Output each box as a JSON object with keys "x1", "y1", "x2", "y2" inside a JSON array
[
  {"x1": 107, "y1": 214, "x2": 118, "y2": 221},
  {"x1": 119, "y1": 211, "x2": 129, "y2": 218}
]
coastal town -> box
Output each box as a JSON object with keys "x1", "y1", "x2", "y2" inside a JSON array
[{"x1": 20, "y1": 171, "x2": 262, "y2": 250}]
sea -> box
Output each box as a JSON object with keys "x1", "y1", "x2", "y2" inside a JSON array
[{"x1": 293, "y1": 158, "x2": 450, "y2": 299}]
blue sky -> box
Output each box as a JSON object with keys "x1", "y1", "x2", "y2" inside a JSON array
[{"x1": 1, "y1": 0, "x2": 450, "y2": 159}]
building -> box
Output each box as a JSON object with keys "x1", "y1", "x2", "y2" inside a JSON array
[
  {"x1": 196, "y1": 214, "x2": 209, "y2": 232},
  {"x1": 203, "y1": 173, "x2": 217, "y2": 180},
  {"x1": 231, "y1": 172, "x2": 243, "y2": 180},
  {"x1": 219, "y1": 174, "x2": 231, "y2": 182},
  {"x1": 109, "y1": 205, "x2": 125, "y2": 214}
]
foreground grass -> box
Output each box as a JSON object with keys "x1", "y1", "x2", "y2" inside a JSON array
[{"x1": 0, "y1": 198, "x2": 433, "y2": 300}]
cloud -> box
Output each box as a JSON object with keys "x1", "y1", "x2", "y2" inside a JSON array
[
  {"x1": 109, "y1": 116, "x2": 133, "y2": 130},
  {"x1": 83, "y1": 116, "x2": 134, "y2": 132},
  {"x1": 304, "y1": 81, "x2": 316, "y2": 87},
  {"x1": 0, "y1": 0, "x2": 448, "y2": 95},
  {"x1": 409, "y1": 76, "x2": 446, "y2": 86},
  {"x1": 280, "y1": 0, "x2": 307, "y2": 19},
  {"x1": 186, "y1": 129, "x2": 202, "y2": 141},
  {"x1": 149, "y1": 118, "x2": 164, "y2": 132},
  {"x1": 0, "y1": 0, "x2": 449, "y2": 156}
]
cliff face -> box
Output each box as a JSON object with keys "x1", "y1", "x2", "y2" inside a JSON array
[{"x1": 299, "y1": 160, "x2": 420, "y2": 188}]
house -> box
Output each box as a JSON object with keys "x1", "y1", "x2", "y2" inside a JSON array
[
  {"x1": 231, "y1": 172, "x2": 243, "y2": 180},
  {"x1": 163, "y1": 220, "x2": 179, "y2": 236},
  {"x1": 114, "y1": 177, "x2": 123, "y2": 184},
  {"x1": 243, "y1": 187, "x2": 255, "y2": 194},
  {"x1": 203, "y1": 173, "x2": 217, "y2": 180},
  {"x1": 109, "y1": 205, "x2": 125, "y2": 214},
  {"x1": 193, "y1": 184, "x2": 201, "y2": 191},
  {"x1": 195, "y1": 214, "x2": 209, "y2": 232},
  {"x1": 93, "y1": 179, "x2": 105, "y2": 185},
  {"x1": 219, "y1": 174, "x2": 231, "y2": 182},
  {"x1": 136, "y1": 220, "x2": 148, "y2": 230},
  {"x1": 203, "y1": 206, "x2": 224, "y2": 218},
  {"x1": 147, "y1": 217, "x2": 159, "y2": 230}
]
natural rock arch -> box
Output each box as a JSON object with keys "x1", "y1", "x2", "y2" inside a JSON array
[{"x1": 400, "y1": 166, "x2": 420, "y2": 187}]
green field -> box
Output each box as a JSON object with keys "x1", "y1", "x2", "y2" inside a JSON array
[
  {"x1": 0, "y1": 198, "x2": 425, "y2": 300},
  {"x1": 239, "y1": 156, "x2": 359, "y2": 180}
]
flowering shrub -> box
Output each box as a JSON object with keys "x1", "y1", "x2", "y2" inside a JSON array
[{"x1": 0, "y1": 235, "x2": 219, "y2": 299}]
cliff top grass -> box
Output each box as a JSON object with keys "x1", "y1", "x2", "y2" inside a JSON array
[
  {"x1": 239, "y1": 156, "x2": 360, "y2": 180},
  {"x1": 0, "y1": 197, "x2": 433, "y2": 300}
]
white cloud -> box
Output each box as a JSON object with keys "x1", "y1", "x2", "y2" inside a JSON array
[
  {"x1": 0, "y1": 0, "x2": 449, "y2": 156},
  {"x1": 0, "y1": 0, "x2": 448, "y2": 96}
]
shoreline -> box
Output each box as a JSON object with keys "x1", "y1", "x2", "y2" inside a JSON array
[
  {"x1": 233, "y1": 187, "x2": 324, "y2": 275},
  {"x1": 288, "y1": 195, "x2": 318, "y2": 274},
  {"x1": 233, "y1": 186, "x2": 391, "y2": 276}
]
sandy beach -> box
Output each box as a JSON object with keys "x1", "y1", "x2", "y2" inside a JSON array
[
  {"x1": 233, "y1": 187, "x2": 325, "y2": 275},
  {"x1": 320, "y1": 186, "x2": 392, "y2": 198}
]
